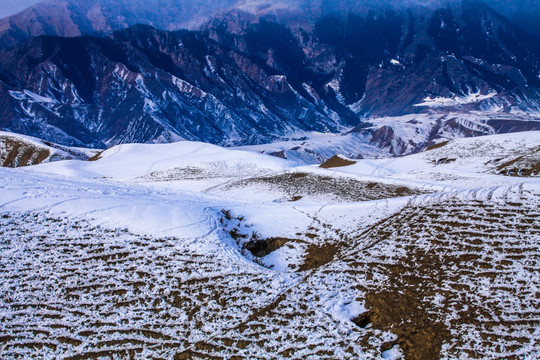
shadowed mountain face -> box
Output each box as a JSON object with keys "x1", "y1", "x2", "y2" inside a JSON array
[
  {"x1": 1, "y1": 0, "x2": 539, "y2": 50},
  {"x1": 0, "y1": 0, "x2": 539, "y2": 150},
  {"x1": 0, "y1": 0, "x2": 241, "y2": 49},
  {"x1": 0, "y1": 23, "x2": 360, "y2": 147},
  {"x1": 313, "y1": 1, "x2": 540, "y2": 115},
  {"x1": 0, "y1": 0, "x2": 42, "y2": 19}
]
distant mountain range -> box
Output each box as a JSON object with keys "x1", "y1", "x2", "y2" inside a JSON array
[
  {"x1": 0, "y1": 0, "x2": 252, "y2": 49},
  {"x1": 0, "y1": 0, "x2": 539, "y2": 155},
  {"x1": 1, "y1": 0, "x2": 539, "y2": 49},
  {"x1": 0, "y1": 0, "x2": 41, "y2": 19}
]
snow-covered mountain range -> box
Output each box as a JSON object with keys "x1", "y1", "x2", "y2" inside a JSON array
[
  {"x1": 1, "y1": 1, "x2": 539, "y2": 44},
  {"x1": 0, "y1": 0, "x2": 539, "y2": 157}
]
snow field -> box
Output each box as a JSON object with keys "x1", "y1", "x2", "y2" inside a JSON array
[{"x1": 0, "y1": 131, "x2": 539, "y2": 358}]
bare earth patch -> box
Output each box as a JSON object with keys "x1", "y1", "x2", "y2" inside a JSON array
[
  {"x1": 1, "y1": 138, "x2": 50, "y2": 167},
  {"x1": 495, "y1": 146, "x2": 540, "y2": 176},
  {"x1": 320, "y1": 155, "x2": 357, "y2": 168},
  {"x1": 228, "y1": 172, "x2": 427, "y2": 202}
]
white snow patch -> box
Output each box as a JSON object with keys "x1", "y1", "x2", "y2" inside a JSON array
[
  {"x1": 414, "y1": 92, "x2": 497, "y2": 108},
  {"x1": 327, "y1": 298, "x2": 367, "y2": 323},
  {"x1": 261, "y1": 243, "x2": 304, "y2": 272},
  {"x1": 382, "y1": 345, "x2": 403, "y2": 360},
  {"x1": 348, "y1": 94, "x2": 366, "y2": 113},
  {"x1": 9, "y1": 90, "x2": 57, "y2": 104},
  {"x1": 172, "y1": 75, "x2": 207, "y2": 97},
  {"x1": 325, "y1": 78, "x2": 346, "y2": 105}
]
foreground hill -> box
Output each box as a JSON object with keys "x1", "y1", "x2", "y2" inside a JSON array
[{"x1": 0, "y1": 132, "x2": 538, "y2": 358}]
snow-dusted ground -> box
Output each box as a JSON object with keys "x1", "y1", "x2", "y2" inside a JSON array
[{"x1": 0, "y1": 132, "x2": 539, "y2": 359}]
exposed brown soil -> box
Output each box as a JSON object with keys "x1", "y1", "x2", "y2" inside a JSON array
[
  {"x1": 300, "y1": 243, "x2": 340, "y2": 271},
  {"x1": 320, "y1": 155, "x2": 357, "y2": 169},
  {"x1": 88, "y1": 151, "x2": 104, "y2": 162},
  {"x1": 244, "y1": 237, "x2": 291, "y2": 257},
  {"x1": 496, "y1": 148, "x2": 540, "y2": 176},
  {"x1": 231, "y1": 172, "x2": 427, "y2": 202},
  {"x1": 426, "y1": 140, "x2": 450, "y2": 151},
  {"x1": 349, "y1": 198, "x2": 540, "y2": 359},
  {"x1": 1, "y1": 138, "x2": 50, "y2": 167},
  {"x1": 433, "y1": 157, "x2": 456, "y2": 165},
  {"x1": 360, "y1": 250, "x2": 451, "y2": 360}
]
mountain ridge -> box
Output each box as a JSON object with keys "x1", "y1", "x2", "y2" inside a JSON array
[
  {"x1": 1, "y1": 0, "x2": 539, "y2": 50},
  {"x1": 0, "y1": 1, "x2": 539, "y2": 157}
]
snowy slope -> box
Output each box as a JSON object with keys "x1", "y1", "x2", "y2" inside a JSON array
[
  {"x1": 0, "y1": 132, "x2": 539, "y2": 359},
  {"x1": 33, "y1": 141, "x2": 293, "y2": 180},
  {"x1": 335, "y1": 131, "x2": 540, "y2": 189},
  {"x1": 234, "y1": 112, "x2": 540, "y2": 164}
]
